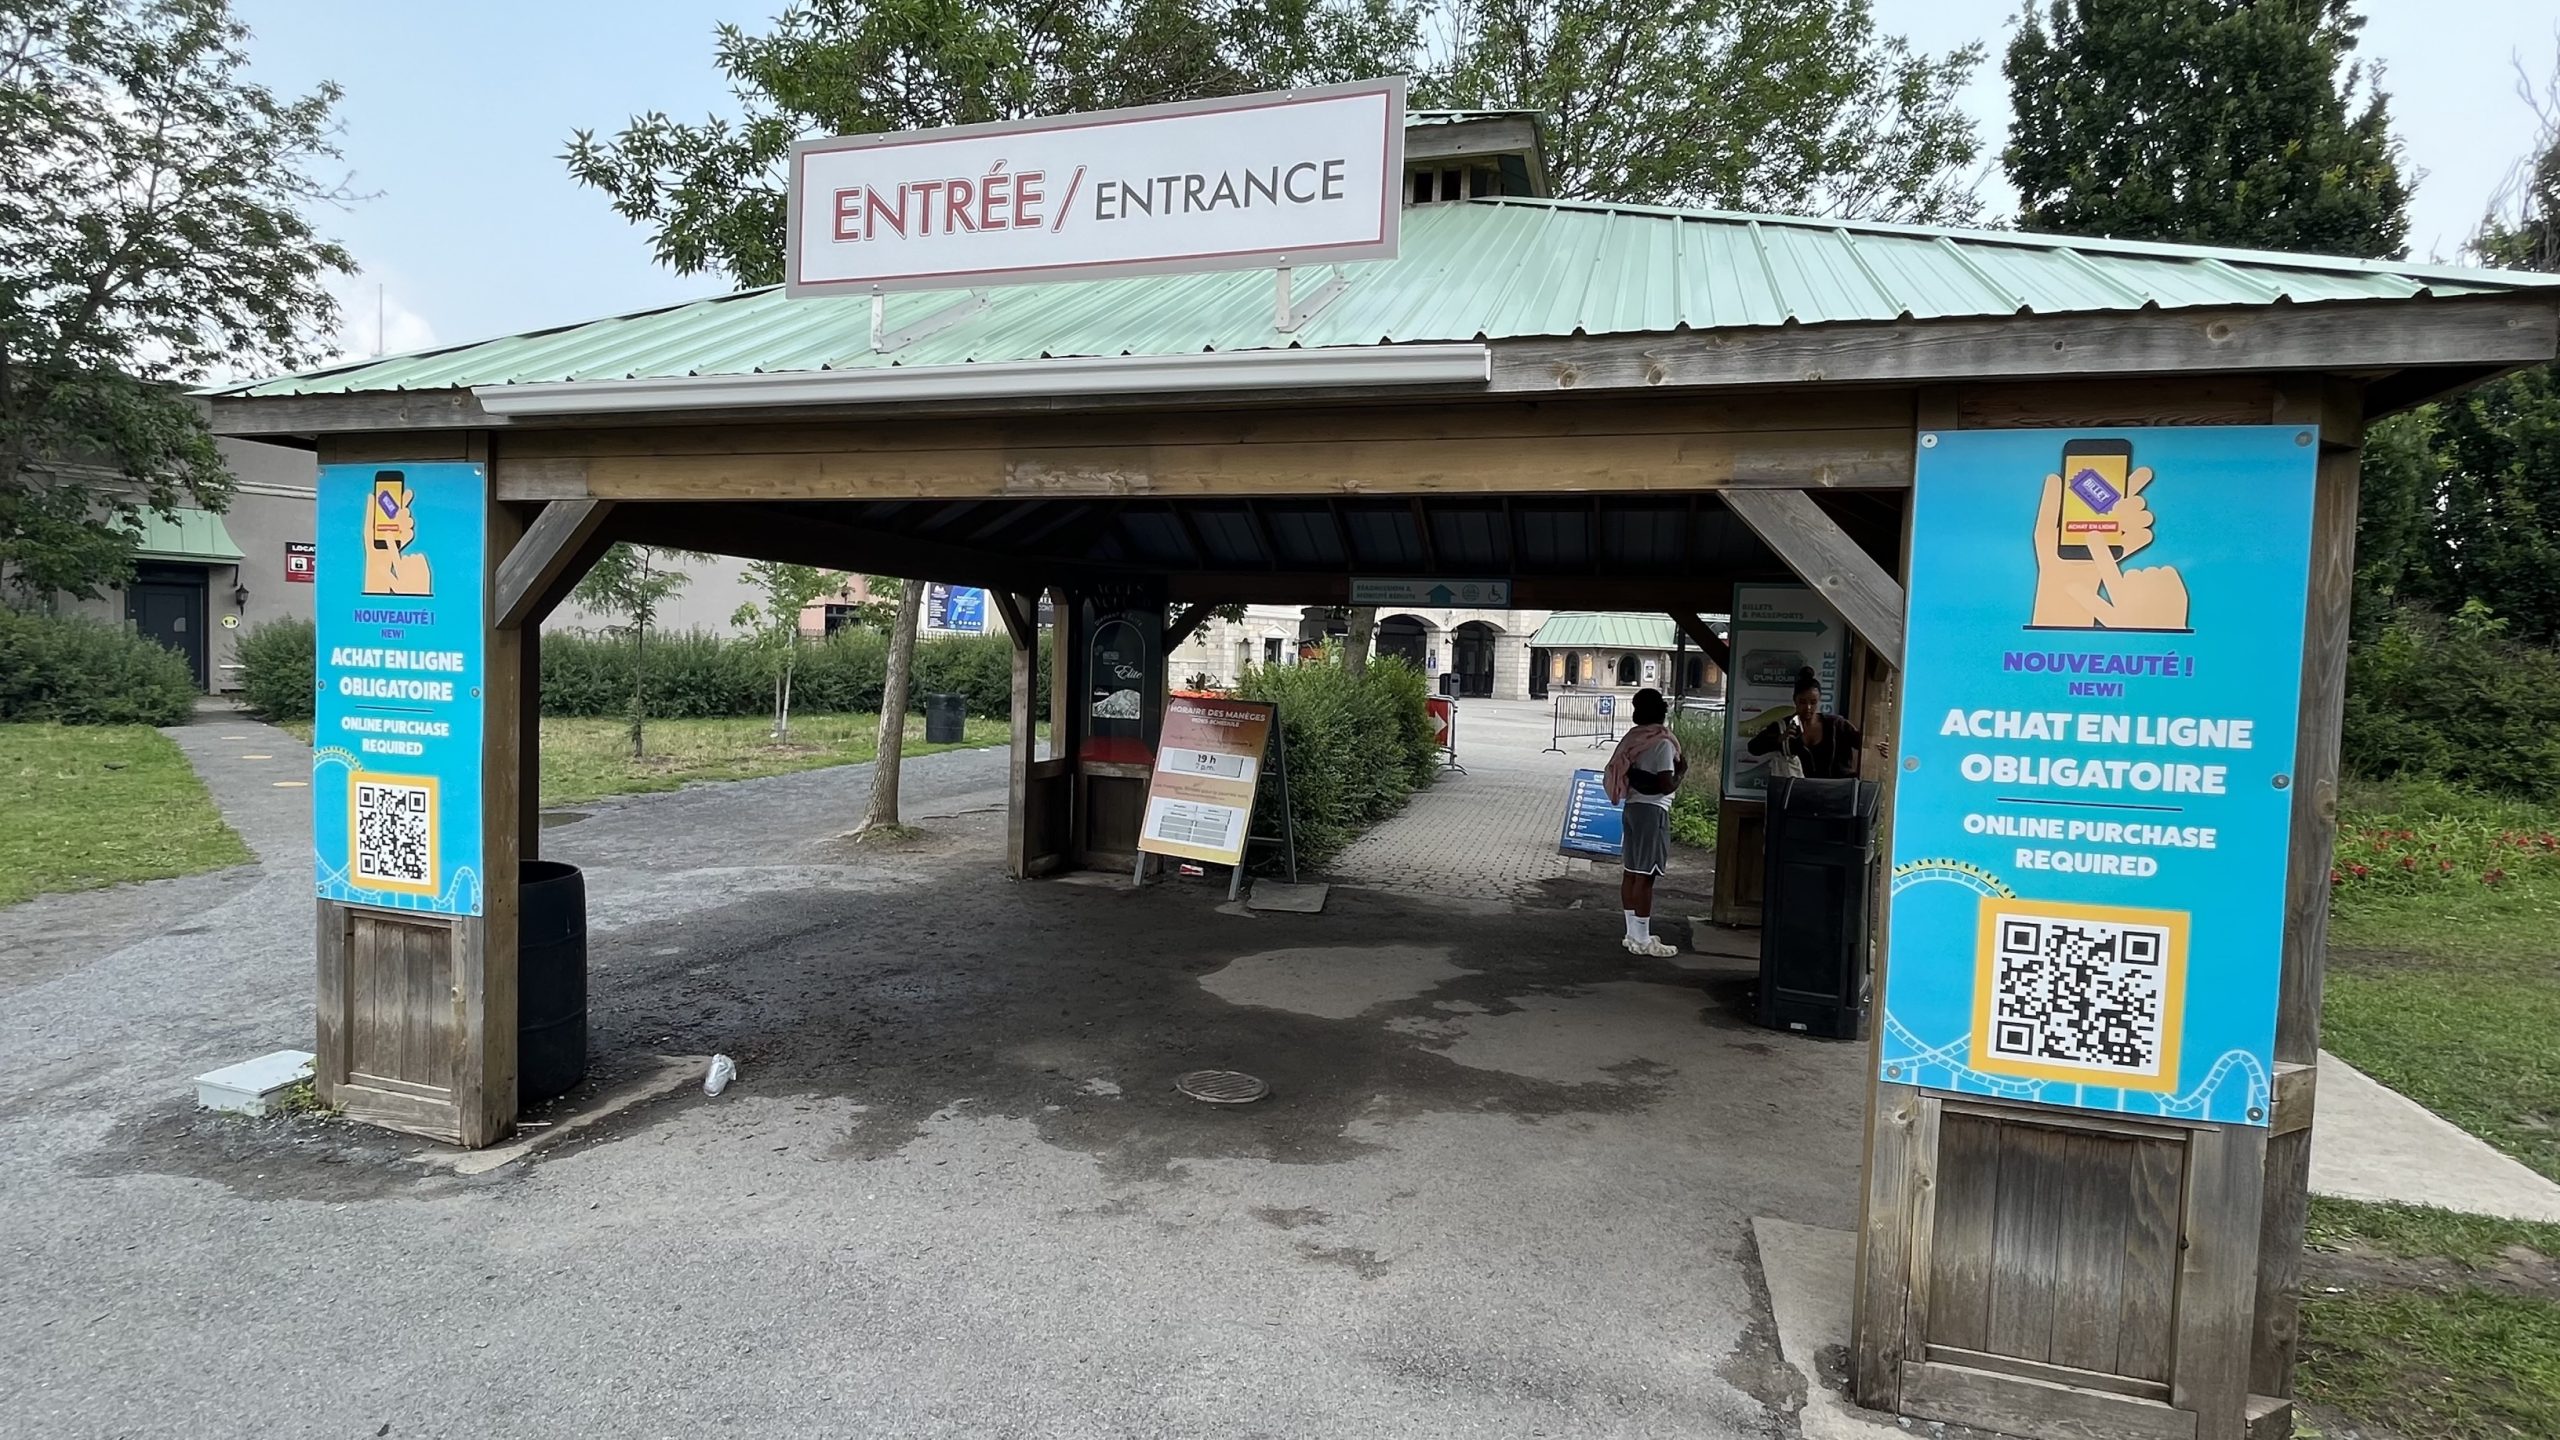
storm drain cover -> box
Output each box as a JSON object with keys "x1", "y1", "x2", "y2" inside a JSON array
[{"x1": 1175, "y1": 1069, "x2": 1270, "y2": 1105}]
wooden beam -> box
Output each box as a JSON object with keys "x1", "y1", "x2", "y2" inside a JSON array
[
  {"x1": 1494, "y1": 295, "x2": 2558, "y2": 397},
  {"x1": 1409, "y1": 497, "x2": 1438, "y2": 570},
  {"x1": 1671, "y1": 611, "x2": 1730, "y2": 670},
  {"x1": 989, "y1": 588, "x2": 1035, "y2": 649},
  {"x1": 614, "y1": 502, "x2": 1110, "y2": 592},
  {"x1": 494, "y1": 427, "x2": 1917, "y2": 502},
  {"x1": 2252, "y1": 379, "x2": 2366, "y2": 1406},
  {"x1": 493, "y1": 498, "x2": 616, "y2": 629},
  {"x1": 1720, "y1": 489, "x2": 1906, "y2": 667},
  {"x1": 1164, "y1": 601, "x2": 1217, "y2": 649}
]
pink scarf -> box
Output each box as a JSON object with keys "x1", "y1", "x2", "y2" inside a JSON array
[{"x1": 1603, "y1": 723, "x2": 1679, "y2": 805}]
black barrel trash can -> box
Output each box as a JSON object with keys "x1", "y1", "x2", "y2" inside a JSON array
[
  {"x1": 519, "y1": 859, "x2": 589, "y2": 1103},
  {"x1": 1756, "y1": 776, "x2": 1881, "y2": 1040},
  {"x1": 924, "y1": 691, "x2": 967, "y2": 743}
]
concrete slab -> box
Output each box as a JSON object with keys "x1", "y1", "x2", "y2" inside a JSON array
[
  {"x1": 428, "y1": 1054, "x2": 706, "y2": 1177},
  {"x1": 192, "y1": 1049, "x2": 313, "y2": 1117},
  {"x1": 1752, "y1": 1217, "x2": 1909, "y2": 1439},
  {"x1": 1245, "y1": 880, "x2": 1329, "y2": 913},
  {"x1": 2311, "y1": 1051, "x2": 2560, "y2": 1222}
]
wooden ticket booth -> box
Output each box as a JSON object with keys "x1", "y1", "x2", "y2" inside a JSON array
[{"x1": 207, "y1": 94, "x2": 2560, "y2": 1440}]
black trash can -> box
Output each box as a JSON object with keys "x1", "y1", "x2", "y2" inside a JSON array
[
  {"x1": 1756, "y1": 776, "x2": 1881, "y2": 1040},
  {"x1": 519, "y1": 860, "x2": 589, "y2": 1103},
  {"x1": 1438, "y1": 672, "x2": 1459, "y2": 697},
  {"x1": 924, "y1": 692, "x2": 967, "y2": 743}
]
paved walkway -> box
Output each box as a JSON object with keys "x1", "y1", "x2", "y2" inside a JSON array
[
  {"x1": 1328, "y1": 696, "x2": 1631, "y2": 901},
  {"x1": 1, "y1": 702, "x2": 1861, "y2": 1438},
  {"x1": 2311, "y1": 1051, "x2": 2560, "y2": 1222}
]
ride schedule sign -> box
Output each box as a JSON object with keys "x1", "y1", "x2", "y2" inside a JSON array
[
  {"x1": 1878, "y1": 427, "x2": 2317, "y2": 1127},
  {"x1": 1139, "y1": 697, "x2": 1277, "y2": 867},
  {"x1": 312, "y1": 461, "x2": 488, "y2": 916}
]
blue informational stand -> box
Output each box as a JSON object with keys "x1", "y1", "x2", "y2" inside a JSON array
[{"x1": 1557, "y1": 767, "x2": 1624, "y2": 860}]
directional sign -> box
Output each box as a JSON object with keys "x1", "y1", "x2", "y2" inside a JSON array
[
  {"x1": 1349, "y1": 576, "x2": 1511, "y2": 607},
  {"x1": 1557, "y1": 768, "x2": 1623, "y2": 860}
]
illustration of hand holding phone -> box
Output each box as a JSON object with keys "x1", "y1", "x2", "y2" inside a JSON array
[
  {"x1": 361, "y1": 471, "x2": 435, "y2": 598},
  {"x1": 2030, "y1": 440, "x2": 2187, "y2": 631}
]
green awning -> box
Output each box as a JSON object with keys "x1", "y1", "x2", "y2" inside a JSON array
[
  {"x1": 1527, "y1": 612, "x2": 1685, "y2": 651},
  {"x1": 125, "y1": 508, "x2": 245, "y2": 564}
]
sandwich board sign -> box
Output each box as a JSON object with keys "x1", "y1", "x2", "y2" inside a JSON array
[{"x1": 1139, "y1": 696, "x2": 1277, "y2": 870}]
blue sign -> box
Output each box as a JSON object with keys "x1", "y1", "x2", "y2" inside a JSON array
[
  {"x1": 925, "y1": 583, "x2": 988, "y2": 635},
  {"x1": 1558, "y1": 768, "x2": 1624, "y2": 860},
  {"x1": 312, "y1": 462, "x2": 488, "y2": 915},
  {"x1": 1878, "y1": 427, "x2": 2317, "y2": 1126}
]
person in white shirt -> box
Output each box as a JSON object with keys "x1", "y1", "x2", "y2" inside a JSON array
[{"x1": 1602, "y1": 688, "x2": 1684, "y2": 957}]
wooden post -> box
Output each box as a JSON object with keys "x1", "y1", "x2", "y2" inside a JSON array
[
  {"x1": 2248, "y1": 381, "x2": 2365, "y2": 1430},
  {"x1": 1852, "y1": 392, "x2": 1934, "y2": 1408},
  {"x1": 994, "y1": 590, "x2": 1039, "y2": 879},
  {"x1": 518, "y1": 589, "x2": 542, "y2": 862},
  {"x1": 464, "y1": 450, "x2": 523, "y2": 1148}
]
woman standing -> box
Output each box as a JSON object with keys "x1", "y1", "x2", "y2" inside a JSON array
[{"x1": 1748, "y1": 668, "x2": 1865, "y2": 779}]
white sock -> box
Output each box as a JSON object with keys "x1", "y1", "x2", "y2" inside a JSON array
[
  {"x1": 1624, "y1": 910, "x2": 1642, "y2": 943},
  {"x1": 1635, "y1": 914, "x2": 1652, "y2": 943}
]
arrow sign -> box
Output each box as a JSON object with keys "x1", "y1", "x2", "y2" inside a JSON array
[{"x1": 1426, "y1": 584, "x2": 1454, "y2": 604}]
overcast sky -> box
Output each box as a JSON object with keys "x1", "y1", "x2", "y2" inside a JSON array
[{"x1": 232, "y1": 0, "x2": 2560, "y2": 365}]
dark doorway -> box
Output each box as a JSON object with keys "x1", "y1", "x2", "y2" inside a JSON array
[
  {"x1": 129, "y1": 565, "x2": 208, "y2": 690},
  {"x1": 1529, "y1": 649, "x2": 1550, "y2": 699},
  {"x1": 1376, "y1": 613, "x2": 1433, "y2": 673},
  {"x1": 1616, "y1": 653, "x2": 1641, "y2": 686},
  {"x1": 1452, "y1": 621, "x2": 1499, "y2": 698},
  {"x1": 1564, "y1": 651, "x2": 1582, "y2": 686}
]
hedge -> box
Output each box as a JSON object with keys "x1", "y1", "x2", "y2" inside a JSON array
[
  {"x1": 239, "y1": 622, "x2": 1050, "y2": 724},
  {"x1": 0, "y1": 608, "x2": 198, "y2": 726},
  {"x1": 2343, "y1": 602, "x2": 2560, "y2": 799},
  {"x1": 1234, "y1": 654, "x2": 1438, "y2": 867}
]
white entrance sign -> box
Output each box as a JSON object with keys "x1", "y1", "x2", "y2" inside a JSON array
[{"x1": 786, "y1": 79, "x2": 1405, "y2": 296}]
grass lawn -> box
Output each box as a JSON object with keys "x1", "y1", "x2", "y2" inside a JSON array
[
  {"x1": 2322, "y1": 778, "x2": 2560, "y2": 1183},
  {"x1": 535, "y1": 712, "x2": 1014, "y2": 807},
  {"x1": 0, "y1": 723, "x2": 253, "y2": 906},
  {"x1": 2300, "y1": 1197, "x2": 2560, "y2": 1439},
  {"x1": 278, "y1": 711, "x2": 1020, "y2": 806},
  {"x1": 2298, "y1": 778, "x2": 2560, "y2": 1438}
]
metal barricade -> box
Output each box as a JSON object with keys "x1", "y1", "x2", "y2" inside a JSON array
[{"x1": 1542, "y1": 691, "x2": 1618, "y2": 753}]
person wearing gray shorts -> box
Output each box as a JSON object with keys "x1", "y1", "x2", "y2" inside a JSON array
[{"x1": 1607, "y1": 688, "x2": 1684, "y2": 958}]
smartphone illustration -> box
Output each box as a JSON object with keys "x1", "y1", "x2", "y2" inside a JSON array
[{"x1": 2053, "y1": 438, "x2": 2133, "y2": 561}]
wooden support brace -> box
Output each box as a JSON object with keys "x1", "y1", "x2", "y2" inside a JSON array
[
  {"x1": 1670, "y1": 610, "x2": 1730, "y2": 671},
  {"x1": 494, "y1": 498, "x2": 615, "y2": 629},
  {"x1": 1720, "y1": 489, "x2": 1905, "y2": 668},
  {"x1": 1164, "y1": 601, "x2": 1217, "y2": 650},
  {"x1": 990, "y1": 588, "x2": 1036, "y2": 650}
]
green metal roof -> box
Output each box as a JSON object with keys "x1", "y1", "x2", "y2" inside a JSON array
[
  {"x1": 215, "y1": 197, "x2": 2560, "y2": 398},
  {"x1": 1527, "y1": 612, "x2": 1688, "y2": 651},
  {"x1": 125, "y1": 507, "x2": 245, "y2": 564}
]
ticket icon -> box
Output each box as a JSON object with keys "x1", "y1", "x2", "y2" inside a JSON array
[{"x1": 2068, "y1": 466, "x2": 2122, "y2": 514}]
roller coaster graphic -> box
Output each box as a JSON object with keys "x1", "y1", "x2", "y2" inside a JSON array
[
  {"x1": 1879, "y1": 858, "x2": 2268, "y2": 1122},
  {"x1": 310, "y1": 745, "x2": 483, "y2": 915}
]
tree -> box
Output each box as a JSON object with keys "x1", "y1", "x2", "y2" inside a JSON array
[
  {"x1": 566, "y1": 0, "x2": 1422, "y2": 288},
  {"x1": 2003, "y1": 0, "x2": 2410, "y2": 257},
  {"x1": 1422, "y1": 0, "x2": 1984, "y2": 219},
  {"x1": 571, "y1": 543, "x2": 692, "y2": 758},
  {"x1": 860, "y1": 576, "x2": 925, "y2": 834},
  {"x1": 1343, "y1": 605, "x2": 1376, "y2": 678},
  {"x1": 1, "y1": 0, "x2": 353, "y2": 602},
  {"x1": 732, "y1": 560, "x2": 840, "y2": 740}
]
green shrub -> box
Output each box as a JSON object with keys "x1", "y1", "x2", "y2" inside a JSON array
[
  {"x1": 0, "y1": 608, "x2": 197, "y2": 725},
  {"x1": 1234, "y1": 653, "x2": 1436, "y2": 866},
  {"x1": 535, "y1": 626, "x2": 1049, "y2": 720},
  {"x1": 1669, "y1": 708, "x2": 1725, "y2": 848},
  {"x1": 2344, "y1": 603, "x2": 2560, "y2": 799},
  {"x1": 233, "y1": 618, "x2": 316, "y2": 721}
]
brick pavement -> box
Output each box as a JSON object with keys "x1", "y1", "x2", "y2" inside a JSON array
[{"x1": 1328, "y1": 696, "x2": 1635, "y2": 901}]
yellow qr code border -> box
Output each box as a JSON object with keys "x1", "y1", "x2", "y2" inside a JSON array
[
  {"x1": 348, "y1": 770, "x2": 441, "y2": 897},
  {"x1": 1969, "y1": 897, "x2": 2190, "y2": 1093}
]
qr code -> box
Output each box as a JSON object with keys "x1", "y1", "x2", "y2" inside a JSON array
[
  {"x1": 353, "y1": 778, "x2": 435, "y2": 891},
  {"x1": 1984, "y1": 911, "x2": 2172, "y2": 1080}
]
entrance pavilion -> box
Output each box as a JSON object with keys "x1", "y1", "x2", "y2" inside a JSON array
[{"x1": 207, "y1": 109, "x2": 2560, "y2": 1440}]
